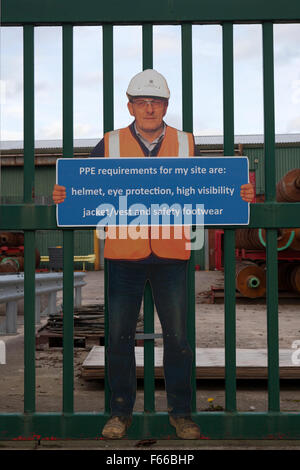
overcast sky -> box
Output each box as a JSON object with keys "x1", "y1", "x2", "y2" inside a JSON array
[{"x1": 1, "y1": 23, "x2": 300, "y2": 143}]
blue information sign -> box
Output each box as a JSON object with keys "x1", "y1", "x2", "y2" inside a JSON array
[{"x1": 56, "y1": 157, "x2": 249, "y2": 227}]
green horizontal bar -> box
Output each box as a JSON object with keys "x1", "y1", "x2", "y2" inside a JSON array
[
  {"x1": 1, "y1": 412, "x2": 300, "y2": 440},
  {"x1": 2, "y1": 0, "x2": 300, "y2": 25},
  {"x1": 0, "y1": 205, "x2": 57, "y2": 229},
  {"x1": 245, "y1": 203, "x2": 300, "y2": 228},
  {"x1": 0, "y1": 203, "x2": 300, "y2": 230}
]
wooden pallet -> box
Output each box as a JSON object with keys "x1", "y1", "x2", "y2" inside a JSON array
[
  {"x1": 35, "y1": 325, "x2": 106, "y2": 349},
  {"x1": 198, "y1": 287, "x2": 300, "y2": 304},
  {"x1": 81, "y1": 346, "x2": 300, "y2": 380},
  {"x1": 35, "y1": 325, "x2": 145, "y2": 349},
  {"x1": 35, "y1": 303, "x2": 144, "y2": 349}
]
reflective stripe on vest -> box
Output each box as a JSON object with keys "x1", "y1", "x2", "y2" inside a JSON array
[
  {"x1": 177, "y1": 130, "x2": 189, "y2": 158},
  {"x1": 108, "y1": 129, "x2": 120, "y2": 158}
]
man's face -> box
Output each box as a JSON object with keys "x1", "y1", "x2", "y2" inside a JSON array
[{"x1": 127, "y1": 97, "x2": 168, "y2": 134}]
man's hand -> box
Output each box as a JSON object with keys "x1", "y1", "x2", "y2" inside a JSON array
[
  {"x1": 240, "y1": 183, "x2": 254, "y2": 203},
  {"x1": 53, "y1": 184, "x2": 66, "y2": 204}
]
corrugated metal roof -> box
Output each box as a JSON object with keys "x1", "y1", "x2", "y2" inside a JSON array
[
  {"x1": 194, "y1": 134, "x2": 300, "y2": 145},
  {"x1": 1, "y1": 134, "x2": 300, "y2": 150},
  {"x1": 0, "y1": 138, "x2": 99, "y2": 150}
]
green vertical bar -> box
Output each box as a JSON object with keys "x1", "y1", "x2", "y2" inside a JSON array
[
  {"x1": 222, "y1": 22, "x2": 236, "y2": 412},
  {"x1": 104, "y1": 260, "x2": 110, "y2": 413},
  {"x1": 223, "y1": 23, "x2": 234, "y2": 154},
  {"x1": 262, "y1": 22, "x2": 280, "y2": 411},
  {"x1": 24, "y1": 231, "x2": 36, "y2": 413},
  {"x1": 23, "y1": 25, "x2": 35, "y2": 414},
  {"x1": 143, "y1": 24, "x2": 153, "y2": 70},
  {"x1": 223, "y1": 229, "x2": 236, "y2": 411},
  {"x1": 62, "y1": 24, "x2": 74, "y2": 414},
  {"x1": 142, "y1": 24, "x2": 155, "y2": 413},
  {"x1": 266, "y1": 229, "x2": 279, "y2": 411},
  {"x1": 186, "y1": 247, "x2": 196, "y2": 411},
  {"x1": 143, "y1": 283, "x2": 155, "y2": 413},
  {"x1": 23, "y1": 25, "x2": 34, "y2": 203},
  {"x1": 262, "y1": 23, "x2": 276, "y2": 203},
  {"x1": 181, "y1": 24, "x2": 193, "y2": 133},
  {"x1": 103, "y1": 24, "x2": 114, "y2": 413},
  {"x1": 181, "y1": 23, "x2": 196, "y2": 412},
  {"x1": 103, "y1": 25, "x2": 114, "y2": 134}
]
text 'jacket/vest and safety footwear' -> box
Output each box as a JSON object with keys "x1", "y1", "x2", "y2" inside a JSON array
[{"x1": 103, "y1": 125, "x2": 195, "y2": 261}]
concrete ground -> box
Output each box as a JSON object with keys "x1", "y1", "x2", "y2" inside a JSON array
[
  {"x1": 0, "y1": 270, "x2": 300, "y2": 450},
  {"x1": 1, "y1": 439, "x2": 300, "y2": 451}
]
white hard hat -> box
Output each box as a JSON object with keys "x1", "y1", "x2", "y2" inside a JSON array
[{"x1": 127, "y1": 69, "x2": 170, "y2": 100}]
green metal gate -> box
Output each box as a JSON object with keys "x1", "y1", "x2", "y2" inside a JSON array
[{"x1": 1, "y1": 0, "x2": 300, "y2": 440}]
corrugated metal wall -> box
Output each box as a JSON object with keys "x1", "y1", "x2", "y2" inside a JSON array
[
  {"x1": 0, "y1": 166, "x2": 54, "y2": 201},
  {"x1": 1, "y1": 166, "x2": 24, "y2": 202},
  {"x1": 245, "y1": 145, "x2": 300, "y2": 194}
]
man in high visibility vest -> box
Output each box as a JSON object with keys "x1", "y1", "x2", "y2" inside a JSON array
[{"x1": 53, "y1": 69, "x2": 254, "y2": 440}]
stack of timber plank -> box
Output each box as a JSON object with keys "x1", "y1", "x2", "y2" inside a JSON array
[
  {"x1": 36, "y1": 304, "x2": 144, "y2": 348},
  {"x1": 81, "y1": 346, "x2": 300, "y2": 380}
]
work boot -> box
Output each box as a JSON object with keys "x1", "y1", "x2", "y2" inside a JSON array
[
  {"x1": 102, "y1": 415, "x2": 132, "y2": 439},
  {"x1": 169, "y1": 415, "x2": 201, "y2": 440}
]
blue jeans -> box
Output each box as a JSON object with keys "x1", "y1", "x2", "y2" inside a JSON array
[{"x1": 107, "y1": 260, "x2": 193, "y2": 417}]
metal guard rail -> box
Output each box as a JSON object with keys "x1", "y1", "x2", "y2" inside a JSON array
[{"x1": 0, "y1": 272, "x2": 86, "y2": 335}]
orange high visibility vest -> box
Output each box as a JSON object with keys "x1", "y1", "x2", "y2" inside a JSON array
[{"x1": 103, "y1": 124, "x2": 194, "y2": 261}]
